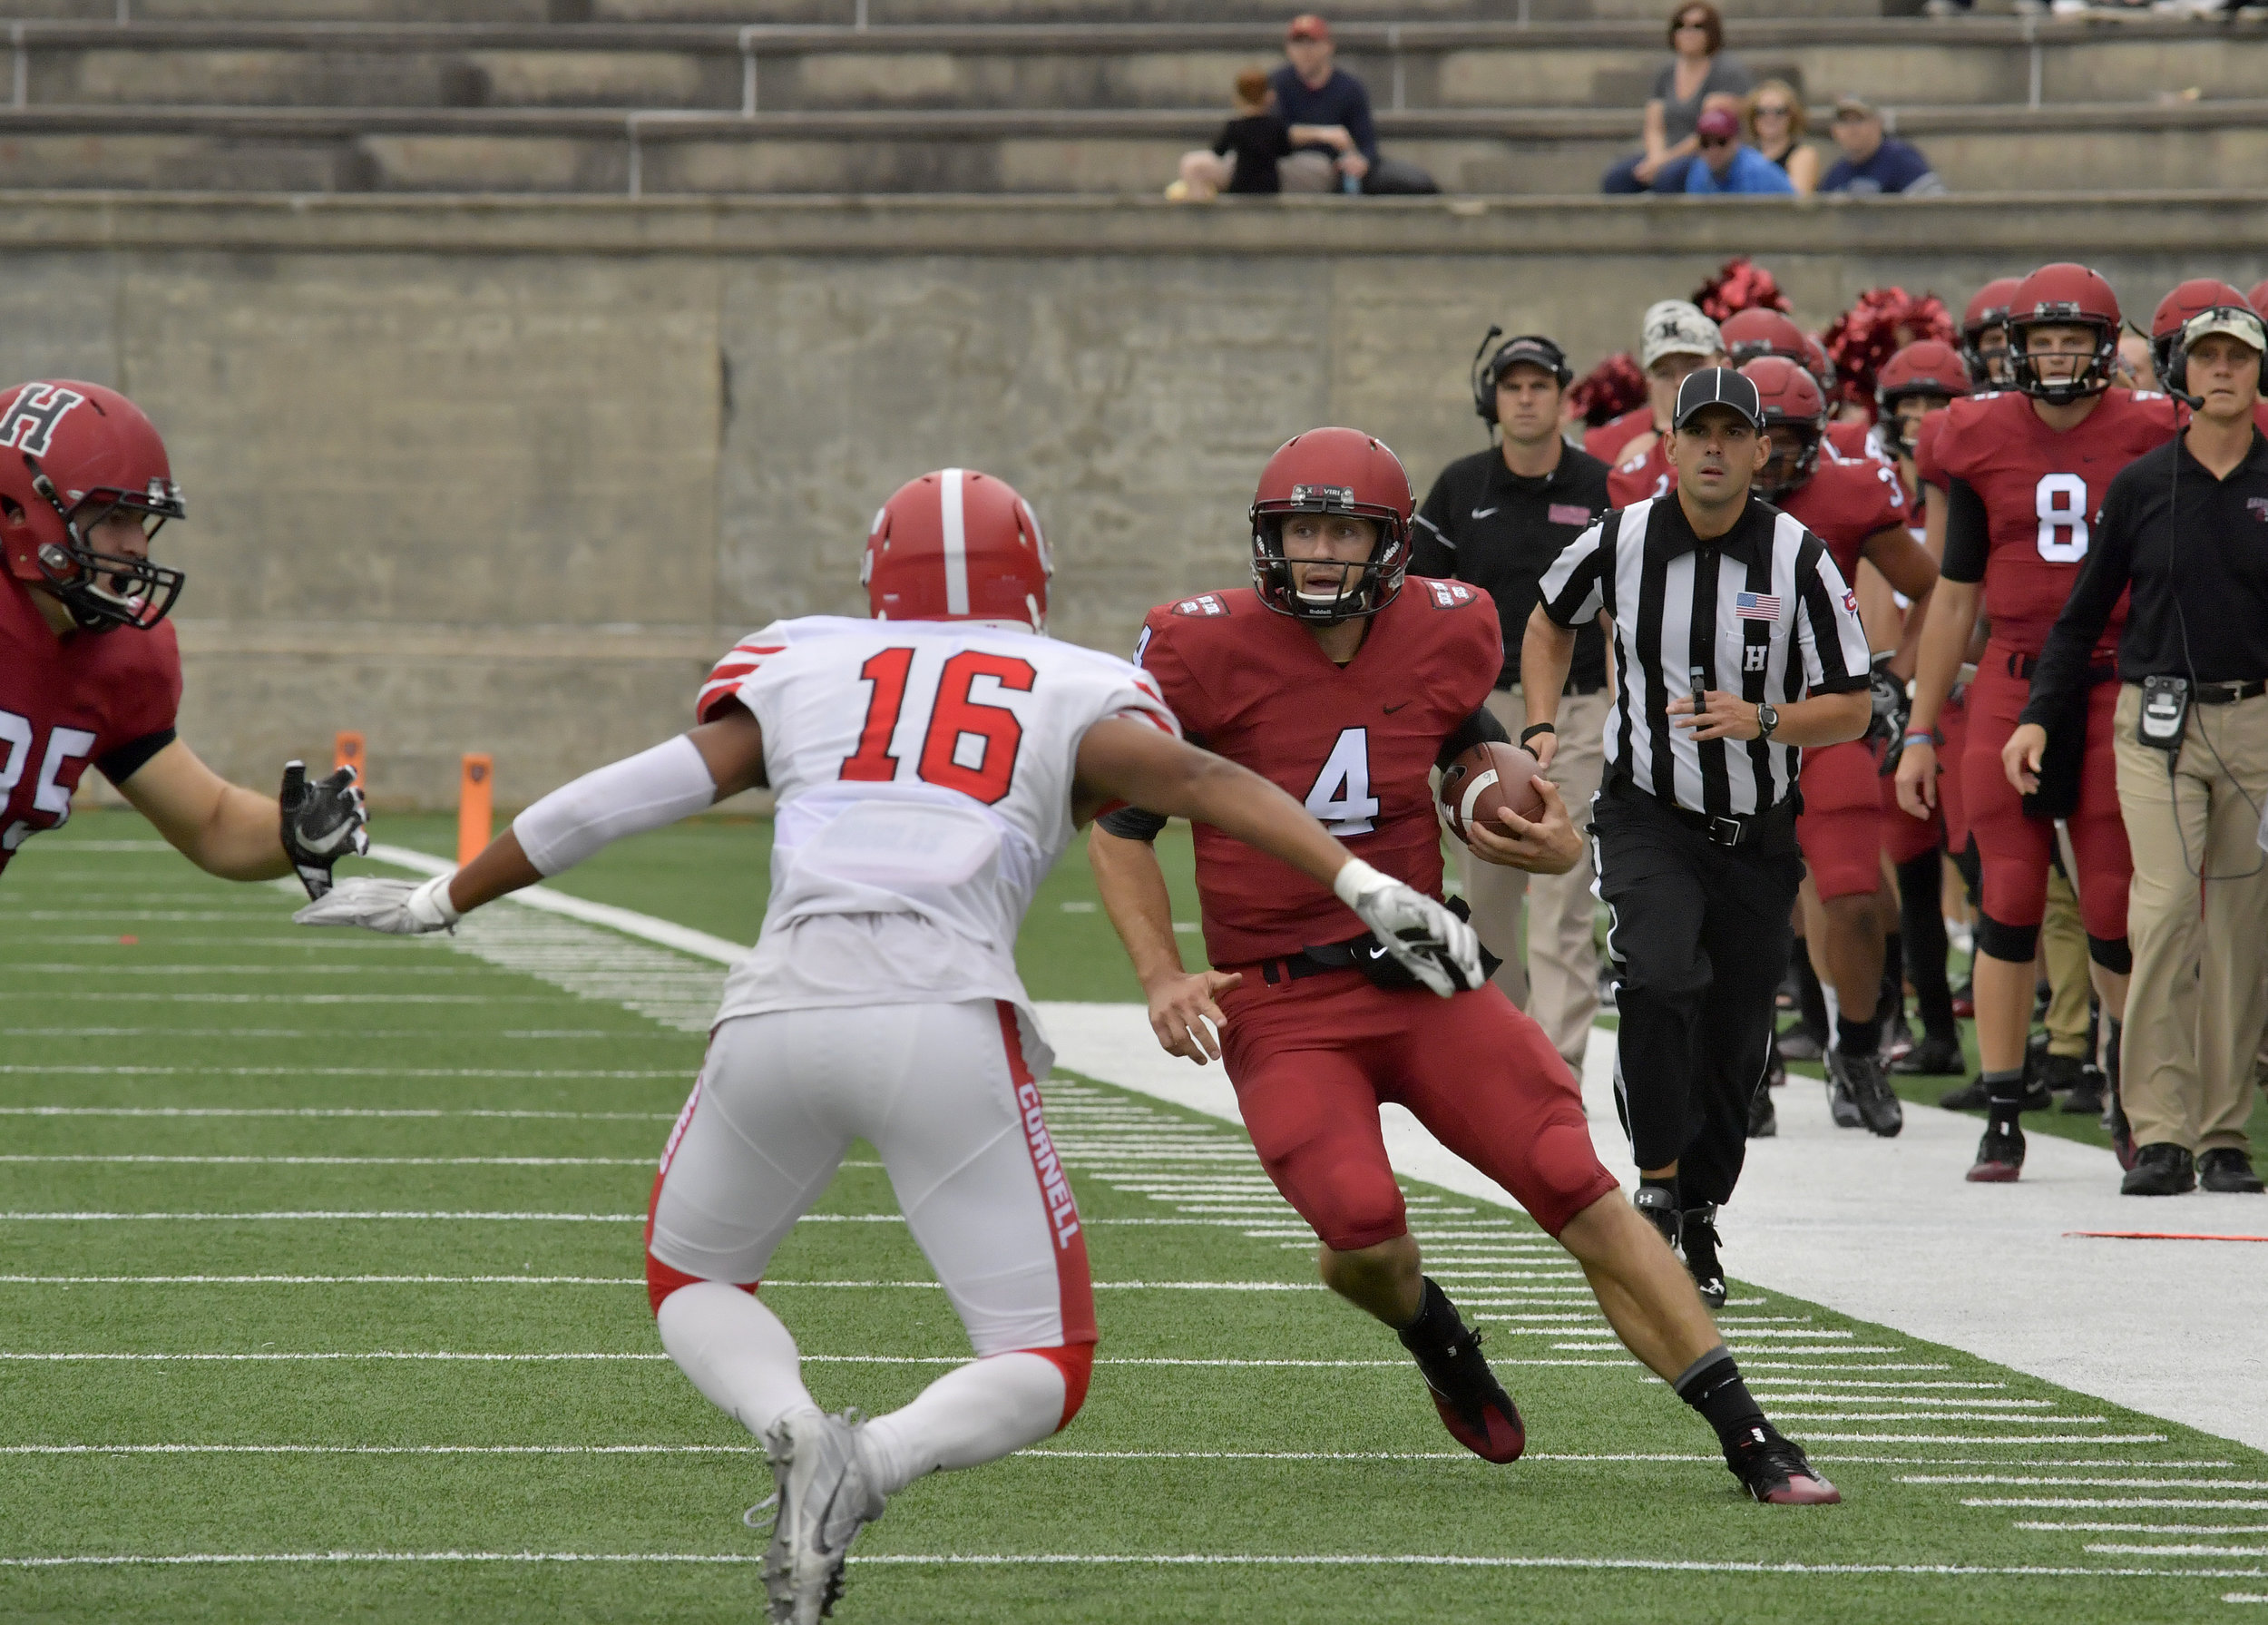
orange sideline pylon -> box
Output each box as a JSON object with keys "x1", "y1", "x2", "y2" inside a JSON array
[{"x1": 457, "y1": 755, "x2": 494, "y2": 868}]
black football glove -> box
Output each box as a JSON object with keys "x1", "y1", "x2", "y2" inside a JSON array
[
  {"x1": 1869, "y1": 656, "x2": 1911, "y2": 776},
  {"x1": 279, "y1": 760, "x2": 369, "y2": 900}
]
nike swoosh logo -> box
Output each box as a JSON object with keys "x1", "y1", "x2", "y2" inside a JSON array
[
  {"x1": 1384, "y1": 701, "x2": 1411, "y2": 713},
  {"x1": 1471, "y1": 506, "x2": 1499, "y2": 519},
  {"x1": 1364, "y1": 943, "x2": 1393, "y2": 961}
]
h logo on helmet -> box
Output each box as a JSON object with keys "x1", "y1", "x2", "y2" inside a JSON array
[{"x1": 0, "y1": 385, "x2": 85, "y2": 457}]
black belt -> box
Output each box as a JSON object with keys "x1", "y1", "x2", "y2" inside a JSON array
[
  {"x1": 1255, "y1": 945, "x2": 1365, "y2": 986},
  {"x1": 1611, "y1": 774, "x2": 1789, "y2": 848},
  {"x1": 2008, "y1": 651, "x2": 2117, "y2": 685},
  {"x1": 2193, "y1": 678, "x2": 2268, "y2": 705}
]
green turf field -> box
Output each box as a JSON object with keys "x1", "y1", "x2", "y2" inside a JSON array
[{"x1": 2, "y1": 811, "x2": 2261, "y2": 1623}]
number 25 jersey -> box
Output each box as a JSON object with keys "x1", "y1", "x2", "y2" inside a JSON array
[
  {"x1": 694, "y1": 615, "x2": 1177, "y2": 1033},
  {"x1": 1929, "y1": 387, "x2": 2177, "y2": 659},
  {"x1": 1131, "y1": 581, "x2": 1498, "y2": 969}
]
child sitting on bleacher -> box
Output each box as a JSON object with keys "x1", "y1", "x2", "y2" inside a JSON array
[{"x1": 1168, "y1": 68, "x2": 1354, "y2": 202}]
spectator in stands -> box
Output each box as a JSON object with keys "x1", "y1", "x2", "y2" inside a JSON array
[
  {"x1": 1171, "y1": 67, "x2": 1356, "y2": 201},
  {"x1": 1821, "y1": 98, "x2": 1946, "y2": 196},
  {"x1": 1269, "y1": 15, "x2": 1437, "y2": 195},
  {"x1": 1685, "y1": 105, "x2": 1794, "y2": 195},
  {"x1": 1745, "y1": 80, "x2": 1820, "y2": 196},
  {"x1": 1601, "y1": 4, "x2": 1753, "y2": 195}
]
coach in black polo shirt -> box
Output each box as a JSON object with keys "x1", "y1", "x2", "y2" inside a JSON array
[
  {"x1": 1521, "y1": 367, "x2": 1872, "y2": 1307},
  {"x1": 1412, "y1": 332, "x2": 1613, "y2": 1071}
]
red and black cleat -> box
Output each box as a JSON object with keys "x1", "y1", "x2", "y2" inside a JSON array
[
  {"x1": 1726, "y1": 1424, "x2": 1842, "y2": 1506},
  {"x1": 1966, "y1": 1120, "x2": 2026, "y2": 1183},
  {"x1": 1406, "y1": 1325, "x2": 1526, "y2": 1463}
]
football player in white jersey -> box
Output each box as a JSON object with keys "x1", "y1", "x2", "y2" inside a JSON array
[{"x1": 300, "y1": 467, "x2": 1488, "y2": 1624}]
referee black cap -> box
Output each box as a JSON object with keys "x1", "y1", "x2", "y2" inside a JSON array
[{"x1": 1672, "y1": 367, "x2": 1765, "y2": 431}]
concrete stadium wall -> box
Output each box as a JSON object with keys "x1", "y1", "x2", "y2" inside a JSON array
[{"x1": 23, "y1": 189, "x2": 2264, "y2": 809}]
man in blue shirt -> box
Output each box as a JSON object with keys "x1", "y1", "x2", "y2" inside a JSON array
[
  {"x1": 1821, "y1": 97, "x2": 1947, "y2": 196},
  {"x1": 1268, "y1": 15, "x2": 1375, "y2": 191},
  {"x1": 1684, "y1": 105, "x2": 1795, "y2": 196}
]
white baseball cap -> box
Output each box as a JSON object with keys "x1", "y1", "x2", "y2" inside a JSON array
[{"x1": 1641, "y1": 300, "x2": 1725, "y2": 370}]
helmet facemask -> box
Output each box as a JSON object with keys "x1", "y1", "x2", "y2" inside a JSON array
[
  {"x1": 18, "y1": 456, "x2": 185, "y2": 632},
  {"x1": 2009, "y1": 317, "x2": 2116, "y2": 408},
  {"x1": 1755, "y1": 422, "x2": 1820, "y2": 502},
  {"x1": 1250, "y1": 495, "x2": 1407, "y2": 623}
]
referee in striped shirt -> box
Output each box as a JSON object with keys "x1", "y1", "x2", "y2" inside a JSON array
[{"x1": 1520, "y1": 367, "x2": 1872, "y2": 1307}]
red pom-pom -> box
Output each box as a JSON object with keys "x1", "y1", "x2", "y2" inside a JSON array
[
  {"x1": 1691, "y1": 257, "x2": 1792, "y2": 325},
  {"x1": 1569, "y1": 351, "x2": 1647, "y2": 427},
  {"x1": 1821, "y1": 289, "x2": 1956, "y2": 415}
]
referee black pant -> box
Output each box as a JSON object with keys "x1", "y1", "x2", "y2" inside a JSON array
[{"x1": 1591, "y1": 777, "x2": 1803, "y2": 1209}]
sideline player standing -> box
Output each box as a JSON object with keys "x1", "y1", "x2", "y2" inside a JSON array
[
  {"x1": 1740, "y1": 357, "x2": 1939, "y2": 1135},
  {"x1": 300, "y1": 467, "x2": 1489, "y2": 1621},
  {"x1": 1525, "y1": 370, "x2": 1873, "y2": 1307},
  {"x1": 1090, "y1": 427, "x2": 1841, "y2": 1506},
  {"x1": 0, "y1": 380, "x2": 367, "y2": 891},
  {"x1": 1895, "y1": 265, "x2": 2178, "y2": 1182}
]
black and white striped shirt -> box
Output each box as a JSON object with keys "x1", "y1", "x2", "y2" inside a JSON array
[{"x1": 1537, "y1": 494, "x2": 1870, "y2": 817}]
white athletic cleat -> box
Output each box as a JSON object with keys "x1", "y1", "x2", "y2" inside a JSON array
[{"x1": 758, "y1": 1407, "x2": 887, "y2": 1624}]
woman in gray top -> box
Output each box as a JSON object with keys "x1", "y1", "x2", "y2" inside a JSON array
[{"x1": 1601, "y1": 2, "x2": 1752, "y2": 194}]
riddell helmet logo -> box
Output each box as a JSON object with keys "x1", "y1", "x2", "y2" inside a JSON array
[{"x1": 0, "y1": 384, "x2": 85, "y2": 456}]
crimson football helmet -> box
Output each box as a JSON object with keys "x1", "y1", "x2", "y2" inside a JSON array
[
  {"x1": 861, "y1": 467, "x2": 1051, "y2": 631},
  {"x1": 0, "y1": 381, "x2": 186, "y2": 632},
  {"x1": 1249, "y1": 427, "x2": 1412, "y2": 622},
  {"x1": 1959, "y1": 277, "x2": 2022, "y2": 389},
  {"x1": 1722, "y1": 309, "x2": 1810, "y2": 368},
  {"x1": 2252, "y1": 279, "x2": 2268, "y2": 322},
  {"x1": 2006, "y1": 263, "x2": 2121, "y2": 407},
  {"x1": 1874, "y1": 339, "x2": 1972, "y2": 459},
  {"x1": 1739, "y1": 357, "x2": 1826, "y2": 502},
  {"x1": 2150, "y1": 279, "x2": 2250, "y2": 391}
]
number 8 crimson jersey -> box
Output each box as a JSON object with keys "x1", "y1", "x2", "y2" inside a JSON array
[
  {"x1": 1927, "y1": 386, "x2": 2178, "y2": 658},
  {"x1": 694, "y1": 614, "x2": 1177, "y2": 1043},
  {"x1": 1132, "y1": 580, "x2": 1498, "y2": 969}
]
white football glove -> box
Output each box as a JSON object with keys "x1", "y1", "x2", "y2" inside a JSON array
[
  {"x1": 1333, "y1": 858, "x2": 1484, "y2": 999},
  {"x1": 293, "y1": 874, "x2": 461, "y2": 935}
]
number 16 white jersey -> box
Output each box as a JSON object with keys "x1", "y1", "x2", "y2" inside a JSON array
[{"x1": 695, "y1": 615, "x2": 1178, "y2": 1046}]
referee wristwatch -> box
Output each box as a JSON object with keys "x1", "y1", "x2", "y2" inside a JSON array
[{"x1": 1755, "y1": 700, "x2": 1779, "y2": 743}]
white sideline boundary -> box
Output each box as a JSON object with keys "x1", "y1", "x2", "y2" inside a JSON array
[{"x1": 355, "y1": 847, "x2": 2268, "y2": 1458}]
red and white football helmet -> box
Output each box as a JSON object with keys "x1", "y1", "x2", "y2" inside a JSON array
[
  {"x1": 1874, "y1": 339, "x2": 1972, "y2": 458},
  {"x1": 2149, "y1": 279, "x2": 2250, "y2": 389},
  {"x1": 1248, "y1": 426, "x2": 1413, "y2": 622},
  {"x1": 2006, "y1": 263, "x2": 2122, "y2": 407},
  {"x1": 861, "y1": 467, "x2": 1051, "y2": 631},
  {"x1": 1739, "y1": 356, "x2": 1826, "y2": 502},
  {"x1": 0, "y1": 380, "x2": 186, "y2": 632},
  {"x1": 2251, "y1": 279, "x2": 2268, "y2": 323},
  {"x1": 1959, "y1": 277, "x2": 2022, "y2": 389}
]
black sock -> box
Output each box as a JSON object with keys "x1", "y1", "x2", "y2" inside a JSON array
[
  {"x1": 1838, "y1": 1012, "x2": 1883, "y2": 1058},
  {"x1": 1897, "y1": 851, "x2": 1957, "y2": 1043},
  {"x1": 1794, "y1": 945, "x2": 1828, "y2": 1039},
  {"x1": 1983, "y1": 1067, "x2": 2027, "y2": 1128},
  {"x1": 1395, "y1": 1276, "x2": 1466, "y2": 1352},
  {"x1": 1639, "y1": 1173, "x2": 1679, "y2": 1209},
  {"x1": 1675, "y1": 1346, "x2": 1769, "y2": 1454}
]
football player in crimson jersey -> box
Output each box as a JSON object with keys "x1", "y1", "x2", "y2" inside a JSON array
[
  {"x1": 1896, "y1": 263, "x2": 2180, "y2": 1182},
  {"x1": 0, "y1": 380, "x2": 366, "y2": 893},
  {"x1": 1089, "y1": 427, "x2": 1841, "y2": 1506},
  {"x1": 1741, "y1": 358, "x2": 1941, "y2": 1135},
  {"x1": 304, "y1": 465, "x2": 1490, "y2": 1618},
  {"x1": 1959, "y1": 278, "x2": 2022, "y2": 392}
]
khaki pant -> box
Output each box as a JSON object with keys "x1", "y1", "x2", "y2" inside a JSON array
[
  {"x1": 2041, "y1": 865, "x2": 2091, "y2": 1060},
  {"x1": 1459, "y1": 686, "x2": 1610, "y2": 1070},
  {"x1": 2114, "y1": 683, "x2": 2268, "y2": 1155}
]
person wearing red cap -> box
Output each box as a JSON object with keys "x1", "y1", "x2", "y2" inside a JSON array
[{"x1": 1684, "y1": 103, "x2": 1795, "y2": 194}]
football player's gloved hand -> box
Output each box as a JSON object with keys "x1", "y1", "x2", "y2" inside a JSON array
[
  {"x1": 294, "y1": 874, "x2": 460, "y2": 935},
  {"x1": 1869, "y1": 657, "x2": 1911, "y2": 777},
  {"x1": 279, "y1": 761, "x2": 369, "y2": 900},
  {"x1": 1334, "y1": 857, "x2": 1485, "y2": 999}
]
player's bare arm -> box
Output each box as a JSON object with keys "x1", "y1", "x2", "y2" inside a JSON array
[
  {"x1": 116, "y1": 739, "x2": 297, "y2": 883},
  {"x1": 1089, "y1": 824, "x2": 1236, "y2": 1064},
  {"x1": 1860, "y1": 521, "x2": 1940, "y2": 680},
  {"x1": 1519, "y1": 603, "x2": 1577, "y2": 768}
]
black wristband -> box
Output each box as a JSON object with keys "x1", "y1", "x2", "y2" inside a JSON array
[{"x1": 1519, "y1": 722, "x2": 1557, "y2": 747}]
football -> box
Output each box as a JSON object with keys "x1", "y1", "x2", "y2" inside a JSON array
[{"x1": 1439, "y1": 740, "x2": 1549, "y2": 845}]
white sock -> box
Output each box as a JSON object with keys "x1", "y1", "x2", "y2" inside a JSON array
[
  {"x1": 656, "y1": 1281, "x2": 816, "y2": 1438},
  {"x1": 855, "y1": 1352, "x2": 1067, "y2": 1496}
]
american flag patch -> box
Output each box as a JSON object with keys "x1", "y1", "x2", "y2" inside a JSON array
[{"x1": 1735, "y1": 592, "x2": 1781, "y2": 621}]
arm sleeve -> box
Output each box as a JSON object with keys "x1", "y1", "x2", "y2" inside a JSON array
[
  {"x1": 1097, "y1": 805, "x2": 1168, "y2": 843},
  {"x1": 2019, "y1": 474, "x2": 2137, "y2": 728},
  {"x1": 1940, "y1": 477, "x2": 1989, "y2": 582},
  {"x1": 95, "y1": 726, "x2": 177, "y2": 787},
  {"x1": 1434, "y1": 703, "x2": 1510, "y2": 770},
  {"x1": 1537, "y1": 521, "x2": 1608, "y2": 626},
  {"x1": 1794, "y1": 535, "x2": 1872, "y2": 695},
  {"x1": 512, "y1": 734, "x2": 719, "y2": 877}
]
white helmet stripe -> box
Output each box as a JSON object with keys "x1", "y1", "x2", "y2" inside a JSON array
[{"x1": 940, "y1": 467, "x2": 970, "y2": 616}]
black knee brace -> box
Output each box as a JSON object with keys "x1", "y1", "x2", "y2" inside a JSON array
[
  {"x1": 2087, "y1": 934, "x2": 2132, "y2": 975},
  {"x1": 1973, "y1": 910, "x2": 2039, "y2": 964}
]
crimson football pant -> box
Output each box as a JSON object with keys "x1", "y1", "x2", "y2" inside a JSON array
[
  {"x1": 1591, "y1": 779, "x2": 1804, "y2": 1209},
  {"x1": 1215, "y1": 970, "x2": 1618, "y2": 1251}
]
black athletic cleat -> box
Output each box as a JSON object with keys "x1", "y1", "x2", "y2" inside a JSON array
[
  {"x1": 2058, "y1": 1063, "x2": 2107, "y2": 1116},
  {"x1": 1826, "y1": 1070, "x2": 1863, "y2": 1130},
  {"x1": 2121, "y1": 1142, "x2": 2196, "y2": 1197},
  {"x1": 1681, "y1": 1205, "x2": 1727, "y2": 1309},
  {"x1": 1892, "y1": 1034, "x2": 1967, "y2": 1076},
  {"x1": 1967, "y1": 1120, "x2": 2025, "y2": 1182},
  {"x1": 1830, "y1": 1049, "x2": 1903, "y2": 1138},
  {"x1": 1725, "y1": 1423, "x2": 1842, "y2": 1505},
  {"x1": 1883, "y1": 1011, "x2": 1916, "y2": 1062},
  {"x1": 1940, "y1": 1072, "x2": 1989, "y2": 1111},
  {"x1": 2034, "y1": 1052, "x2": 2086, "y2": 1099},
  {"x1": 1776, "y1": 1022, "x2": 1825, "y2": 1062},
  {"x1": 1748, "y1": 1078, "x2": 1778, "y2": 1139},
  {"x1": 2199, "y1": 1149, "x2": 2266, "y2": 1194},
  {"x1": 1400, "y1": 1320, "x2": 1526, "y2": 1463}
]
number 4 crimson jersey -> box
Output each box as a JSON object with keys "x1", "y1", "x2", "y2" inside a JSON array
[
  {"x1": 0, "y1": 573, "x2": 181, "y2": 876},
  {"x1": 1132, "y1": 580, "x2": 1498, "y2": 969},
  {"x1": 1929, "y1": 387, "x2": 2178, "y2": 658},
  {"x1": 692, "y1": 615, "x2": 1176, "y2": 1043}
]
